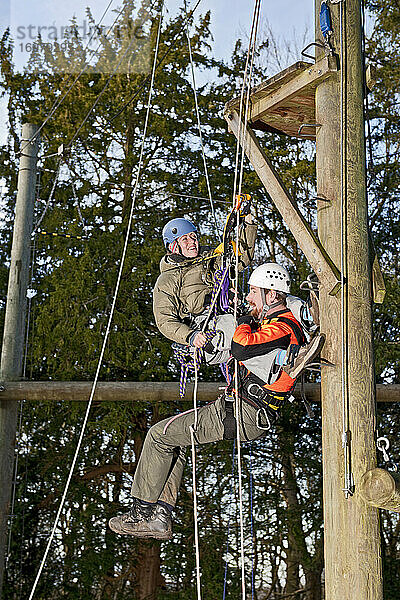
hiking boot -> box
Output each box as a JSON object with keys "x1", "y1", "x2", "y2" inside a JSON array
[
  {"x1": 109, "y1": 501, "x2": 172, "y2": 540},
  {"x1": 283, "y1": 332, "x2": 326, "y2": 379}
]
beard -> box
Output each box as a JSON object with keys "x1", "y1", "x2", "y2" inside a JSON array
[{"x1": 250, "y1": 305, "x2": 260, "y2": 319}]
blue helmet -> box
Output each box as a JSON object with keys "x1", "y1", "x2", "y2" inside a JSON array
[{"x1": 162, "y1": 218, "x2": 197, "y2": 248}]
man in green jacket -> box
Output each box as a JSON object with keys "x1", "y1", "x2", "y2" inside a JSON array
[{"x1": 153, "y1": 211, "x2": 257, "y2": 362}]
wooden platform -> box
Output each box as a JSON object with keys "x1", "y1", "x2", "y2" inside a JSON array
[{"x1": 225, "y1": 55, "x2": 338, "y2": 140}]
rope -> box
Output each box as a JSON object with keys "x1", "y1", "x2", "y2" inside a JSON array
[
  {"x1": 222, "y1": 439, "x2": 236, "y2": 600},
  {"x1": 5, "y1": 399, "x2": 24, "y2": 566},
  {"x1": 184, "y1": 0, "x2": 220, "y2": 240},
  {"x1": 26, "y1": 4, "x2": 164, "y2": 598},
  {"x1": 248, "y1": 441, "x2": 255, "y2": 600},
  {"x1": 173, "y1": 262, "x2": 230, "y2": 397},
  {"x1": 184, "y1": 8, "x2": 239, "y2": 572},
  {"x1": 173, "y1": 325, "x2": 217, "y2": 398},
  {"x1": 190, "y1": 354, "x2": 202, "y2": 599},
  {"x1": 231, "y1": 2, "x2": 261, "y2": 596}
]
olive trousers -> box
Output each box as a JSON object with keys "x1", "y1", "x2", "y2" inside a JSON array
[{"x1": 130, "y1": 394, "x2": 268, "y2": 507}]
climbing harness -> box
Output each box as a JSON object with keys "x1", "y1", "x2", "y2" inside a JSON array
[{"x1": 233, "y1": 366, "x2": 292, "y2": 428}]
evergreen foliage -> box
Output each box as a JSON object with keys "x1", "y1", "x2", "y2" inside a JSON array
[
  {"x1": 365, "y1": 1, "x2": 400, "y2": 597},
  {"x1": 0, "y1": 0, "x2": 398, "y2": 598}
]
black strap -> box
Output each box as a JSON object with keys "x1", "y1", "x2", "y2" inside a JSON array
[
  {"x1": 300, "y1": 372, "x2": 315, "y2": 418},
  {"x1": 222, "y1": 395, "x2": 236, "y2": 440},
  {"x1": 276, "y1": 316, "x2": 306, "y2": 346}
]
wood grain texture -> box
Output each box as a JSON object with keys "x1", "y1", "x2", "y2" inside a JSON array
[
  {"x1": 359, "y1": 469, "x2": 400, "y2": 512},
  {"x1": 0, "y1": 381, "x2": 397, "y2": 402},
  {"x1": 315, "y1": 0, "x2": 383, "y2": 597}
]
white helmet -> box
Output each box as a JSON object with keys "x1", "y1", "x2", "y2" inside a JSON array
[{"x1": 248, "y1": 263, "x2": 291, "y2": 294}]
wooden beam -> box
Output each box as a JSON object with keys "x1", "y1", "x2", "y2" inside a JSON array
[
  {"x1": 224, "y1": 109, "x2": 341, "y2": 295},
  {"x1": 0, "y1": 381, "x2": 398, "y2": 403},
  {"x1": 372, "y1": 255, "x2": 386, "y2": 304},
  {"x1": 359, "y1": 468, "x2": 400, "y2": 513},
  {"x1": 248, "y1": 55, "x2": 338, "y2": 124},
  {"x1": 0, "y1": 124, "x2": 40, "y2": 596},
  {"x1": 368, "y1": 230, "x2": 386, "y2": 304}
]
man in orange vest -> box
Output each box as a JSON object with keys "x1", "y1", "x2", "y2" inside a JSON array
[
  {"x1": 229, "y1": 262, "x2": 324, "y2": 430},
  {"x1": 108, "y1": 263, "x2": 324, "y2": 540}
]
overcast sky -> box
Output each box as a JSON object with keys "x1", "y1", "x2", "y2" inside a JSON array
[
  {"x1": 0, "y1": 0, "x2": 314, "y2": 144},
  {"x1": 2, "y1": 0, "x2": 314, "y2": 69}
]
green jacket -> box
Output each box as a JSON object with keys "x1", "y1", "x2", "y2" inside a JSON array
[{"x1": 153, "y1": 221, "x2": 257, "y2": 345}]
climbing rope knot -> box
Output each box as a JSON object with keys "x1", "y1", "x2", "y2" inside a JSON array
[{"x1": 173, "y1": 322, "x2": 218, "y2": 398}]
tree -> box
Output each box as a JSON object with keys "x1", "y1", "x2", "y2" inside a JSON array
[
  {"x1": 1, "y1": 0, "x2": 398, "y2": 597},
  {"x1": 365, "y1": 2, "x2": 400, "y2": 598}
]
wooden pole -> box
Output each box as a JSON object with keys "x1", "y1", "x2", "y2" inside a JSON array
[
  {"x1": 315, "y1": 1, "x2": 383, "y2": 598},
  {"x1": 0, "y1": 124, "x2": 39, "y2": 594},
  {"x1": 0, "y1": 381, "x2": 398, "y2": 403}
]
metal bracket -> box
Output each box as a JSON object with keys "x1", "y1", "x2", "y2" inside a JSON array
[
  {"x1": 303, "y1": 195, "x2": 331, "y2": 207},
  {"x1": 301, "y1": 41, "x2": 326, "y2": 61},
  {"x1": 298, "y1": 123, "x2": 322, "y2": 137}
]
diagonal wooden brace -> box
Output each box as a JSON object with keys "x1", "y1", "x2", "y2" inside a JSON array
[{"x1": 225, "y1": 110, "x2": 341, "y2": 295}]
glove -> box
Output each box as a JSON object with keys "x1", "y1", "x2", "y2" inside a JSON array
[
  {"x1": 235, "y1": 193, "x2": 252, "y2": 217},
  {"x1": 239, "y1": 199, "x2": 251, "y2": 217}
]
